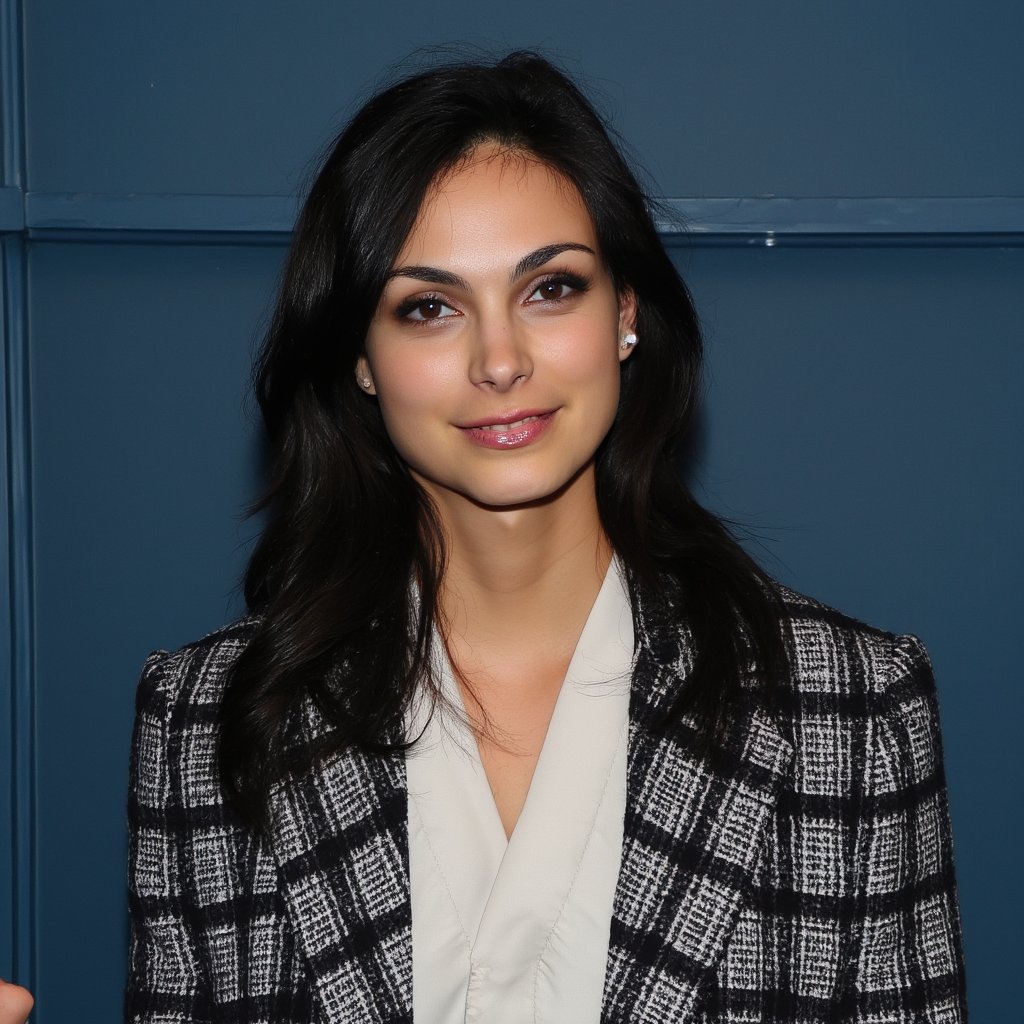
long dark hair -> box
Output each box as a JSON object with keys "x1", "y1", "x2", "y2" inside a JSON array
[{"x1": 219, "y1": 51, "x2": 787, "y2": 829}]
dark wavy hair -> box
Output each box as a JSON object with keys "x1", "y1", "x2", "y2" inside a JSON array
[{"x1": 220, "y1": 50, "x2": 787, "y2": 829}]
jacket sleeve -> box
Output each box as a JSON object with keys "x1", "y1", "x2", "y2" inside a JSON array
[
  {"x1": 850, "y1": 634, "x2": 968, "y2": 1021},
  {"x1": 125, "y1": 650, "x2": 212, "y2": 1023}
]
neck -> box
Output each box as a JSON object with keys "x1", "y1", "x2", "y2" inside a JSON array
[{"x1": 423, "y1": 464, "x2": 612, "y2": 651}]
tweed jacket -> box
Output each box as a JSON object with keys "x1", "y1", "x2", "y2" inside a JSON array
[{"x1": 125, "y1": 587, "x2": 967, "y2": 1023}]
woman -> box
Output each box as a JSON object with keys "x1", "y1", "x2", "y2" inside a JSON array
[{"x1": 117, "y1": 52, "x2": 965, "y2": 1024}]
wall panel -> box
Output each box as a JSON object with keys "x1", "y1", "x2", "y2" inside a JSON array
[
  {"x1": 24, "y1": 1, "x2": 1024, "y2": 199},
  {"x1": 28, "y1": 242, "x2": 283, "y2": 1021}
]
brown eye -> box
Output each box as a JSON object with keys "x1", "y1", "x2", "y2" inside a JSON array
[
  {"x1": 526, "y1": 272, "x2": 589, "y2": 304},
  {"x1": 416, "y1": 300, "x2": 445, "y2": 319},
  {"x1": 532, "y1": 280, "x2": 571, "y2": 301},
  {"x1": 397, "y1": 296, "x2": 458, "y2": 322}
]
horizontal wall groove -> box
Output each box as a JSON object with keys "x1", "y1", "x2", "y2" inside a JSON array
[
  {"x1": 0, "y1": 192, "x2": 1018, "y2": 246},
  {"x1": 24, "y1": 192, "x2": 299, "y2": 236}
]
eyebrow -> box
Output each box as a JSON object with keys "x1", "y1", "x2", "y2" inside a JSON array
[
  {"x1": 509, "y1": 243, "x2": 595, "y2": 283},
  {"x1": 386, "y1": 242, "x2": 596, "y2": 291},
  {"x1": 386, "y1": 265, "x2": 470, "y2": 290}
]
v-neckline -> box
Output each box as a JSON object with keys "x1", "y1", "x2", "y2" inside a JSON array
[{"x1": 406, "y1": 557, "x2": 634, "y2": 978}]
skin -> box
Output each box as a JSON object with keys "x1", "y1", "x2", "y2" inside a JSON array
[
  {"x1": 359, "y1": 143, "x2": 636, "y2": 838},
  {"x1": 0, "y1": 981, "x2": 32, "y2": 1024}
]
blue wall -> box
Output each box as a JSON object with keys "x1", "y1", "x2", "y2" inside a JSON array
[{"x1": 2, "y1": 2, "x2": 1022, "y2": 1020}]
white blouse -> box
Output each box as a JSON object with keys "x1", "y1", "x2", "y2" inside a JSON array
[{"x1": 406, "y1": 561, "x2": 634, "y2": 1023}]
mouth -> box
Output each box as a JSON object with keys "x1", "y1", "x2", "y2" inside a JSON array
[
  {"x1": 459, "y1": 408, "x2": 556, "y2": 430},
  {"x1": 458, "y1": 409, "x2": 556, "y2": 449}
]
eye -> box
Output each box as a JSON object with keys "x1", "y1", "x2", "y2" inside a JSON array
[
  {"x1": 526, "y1": 272, "x2": 590, "y2": 304},
  {"x1": 396, "y1": 295, "x2": 459, "y2": 322}
]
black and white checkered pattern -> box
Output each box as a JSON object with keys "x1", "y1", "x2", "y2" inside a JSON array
[{"x1": 126, "y1": 588, "x2": 966, "y2": 1022}]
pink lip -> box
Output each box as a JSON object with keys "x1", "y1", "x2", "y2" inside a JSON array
[{"x1": 459, "y1": 409, "x2": 556, "y2": 450}]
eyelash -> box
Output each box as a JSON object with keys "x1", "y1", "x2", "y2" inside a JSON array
[
  {"x1": 527, "y1": 271, "x2": 591, "y2": 304},
  {"x1": 394, "y1": 294, "x2": 454, "y2": 322},
  {"x1": 392, "y1": 270, "x2": 592, "y2": 325}
]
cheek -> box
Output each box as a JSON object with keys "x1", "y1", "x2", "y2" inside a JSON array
[
  {"x1": 542, "y1": 319, "x2": 622, "y2": 389},
  {"x1": 370, "y1": 346, "x2": 460, "y2": 437}
]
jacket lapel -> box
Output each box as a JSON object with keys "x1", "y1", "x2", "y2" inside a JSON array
[
  {"x1": 267, "y1": 697, "x2": 413, "y2": 1024},
  {"x1": 602, "y1": 598, "x2": 793, "y2": 1023}
]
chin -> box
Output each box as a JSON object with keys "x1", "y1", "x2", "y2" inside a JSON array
[
  {"x1": 451, "y1": 466, "x2": 591, "y2": 512},
  {"x1": 471, "y1": 491, "x2": 561, "y2": 512},
  {"x1": 411, "y1": 451, "x2": 598, "y2": 513}
]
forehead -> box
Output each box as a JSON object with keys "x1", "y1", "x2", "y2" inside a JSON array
[{"x1": 395, "y1": 145, "x2": 598, "y2": 267}]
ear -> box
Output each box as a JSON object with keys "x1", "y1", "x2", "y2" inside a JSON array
[
  {"x1": 354, "y1": 356, "x2": 376, "y2": 395},
  {"x1": 617, "y1": 288, "x2": 638, "y2": 363}
]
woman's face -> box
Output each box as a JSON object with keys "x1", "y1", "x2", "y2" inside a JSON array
[{"x1": 360, "y1": 144, "x2": 636, "y2": 513}]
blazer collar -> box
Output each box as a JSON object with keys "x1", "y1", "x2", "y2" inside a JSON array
[{"x1": 602, "y1": 589, "x2": 793, "y2": 1022}]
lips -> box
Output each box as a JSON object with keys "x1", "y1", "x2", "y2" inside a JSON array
[
  {"x1": 459, "y1": 409, "x2": 556, "y2": 449},
  {"x1": 460, "y1": 408, "x2": 555, "y2": 429}
]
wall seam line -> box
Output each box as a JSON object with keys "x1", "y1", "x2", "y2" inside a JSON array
[{"x1": 3, "y1": 233, "x2": 33, "y2": 996}]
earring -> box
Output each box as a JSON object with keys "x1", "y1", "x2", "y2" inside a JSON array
[
  {"x1": 620, "y1": 332, "x2": 638, "y2": 350},
  {"x1": 360, "y1": 378, "x2": 372, "y2": 390}
]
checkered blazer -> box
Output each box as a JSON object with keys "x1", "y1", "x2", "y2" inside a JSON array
[{"x1": 126, "y1": 586, "x2": 967, "y2": 1022}]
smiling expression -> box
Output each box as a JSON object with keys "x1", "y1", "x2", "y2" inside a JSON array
[{"x1": 360, "y1": 144, "x2": 636, "y2": 514}]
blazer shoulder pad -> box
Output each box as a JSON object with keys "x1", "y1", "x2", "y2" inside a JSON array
[
  {"x1": 134, "y1": 615, "x2": 262, "y2": 725},
  {"x1": 772, "y1": 583, "x2": 928, "y2": 703}
]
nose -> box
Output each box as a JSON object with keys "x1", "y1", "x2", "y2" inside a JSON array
[{"x1": 467, "y1": 312, "x2": 533, "y2": 392}]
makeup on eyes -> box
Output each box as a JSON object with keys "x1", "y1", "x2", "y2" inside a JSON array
[
  {"x1": 389, "y1": 268, "x2": 593, "y2": 326},
  {"x1": 393, "y1": 294, "x2": 456, "y2": 322},
  {"x1": 527, "y1": 270, "x2": 591, "y2": 302}
]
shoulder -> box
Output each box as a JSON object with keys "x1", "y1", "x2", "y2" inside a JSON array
[
  {"x1": 772, "y1": 583, "x2": 935, "y2": 709},
  {"x1": 760, "y1": 586, "x2": 950, "y2": 829},
  {"x1": 134, "y1": 615, "x2": 261, "y2": 728},
  {"x1": 634, "y1": 577, "x2": 935, "y2": 722},
  {"x1": 128, "y1": 616, "x2": 262, "y2": 818}
]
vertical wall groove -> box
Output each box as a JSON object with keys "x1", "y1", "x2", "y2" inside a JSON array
[
  {"x1": 1, "y1": 0, "x2": 33, "y2": 996},
  {"x1": 3, "y1": 235, "x2": 33, "y2": 994},
  {"x1": 1, "y1": 0, "x2": 23, "y2": 188}
]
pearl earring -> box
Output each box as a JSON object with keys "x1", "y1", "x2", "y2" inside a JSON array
[
  {"x1": 620, "y1": 332, "x2": 638, "y2": 350},
  {"x1": 360, "y1": 378, "x2": 372, "y2": 390}
]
